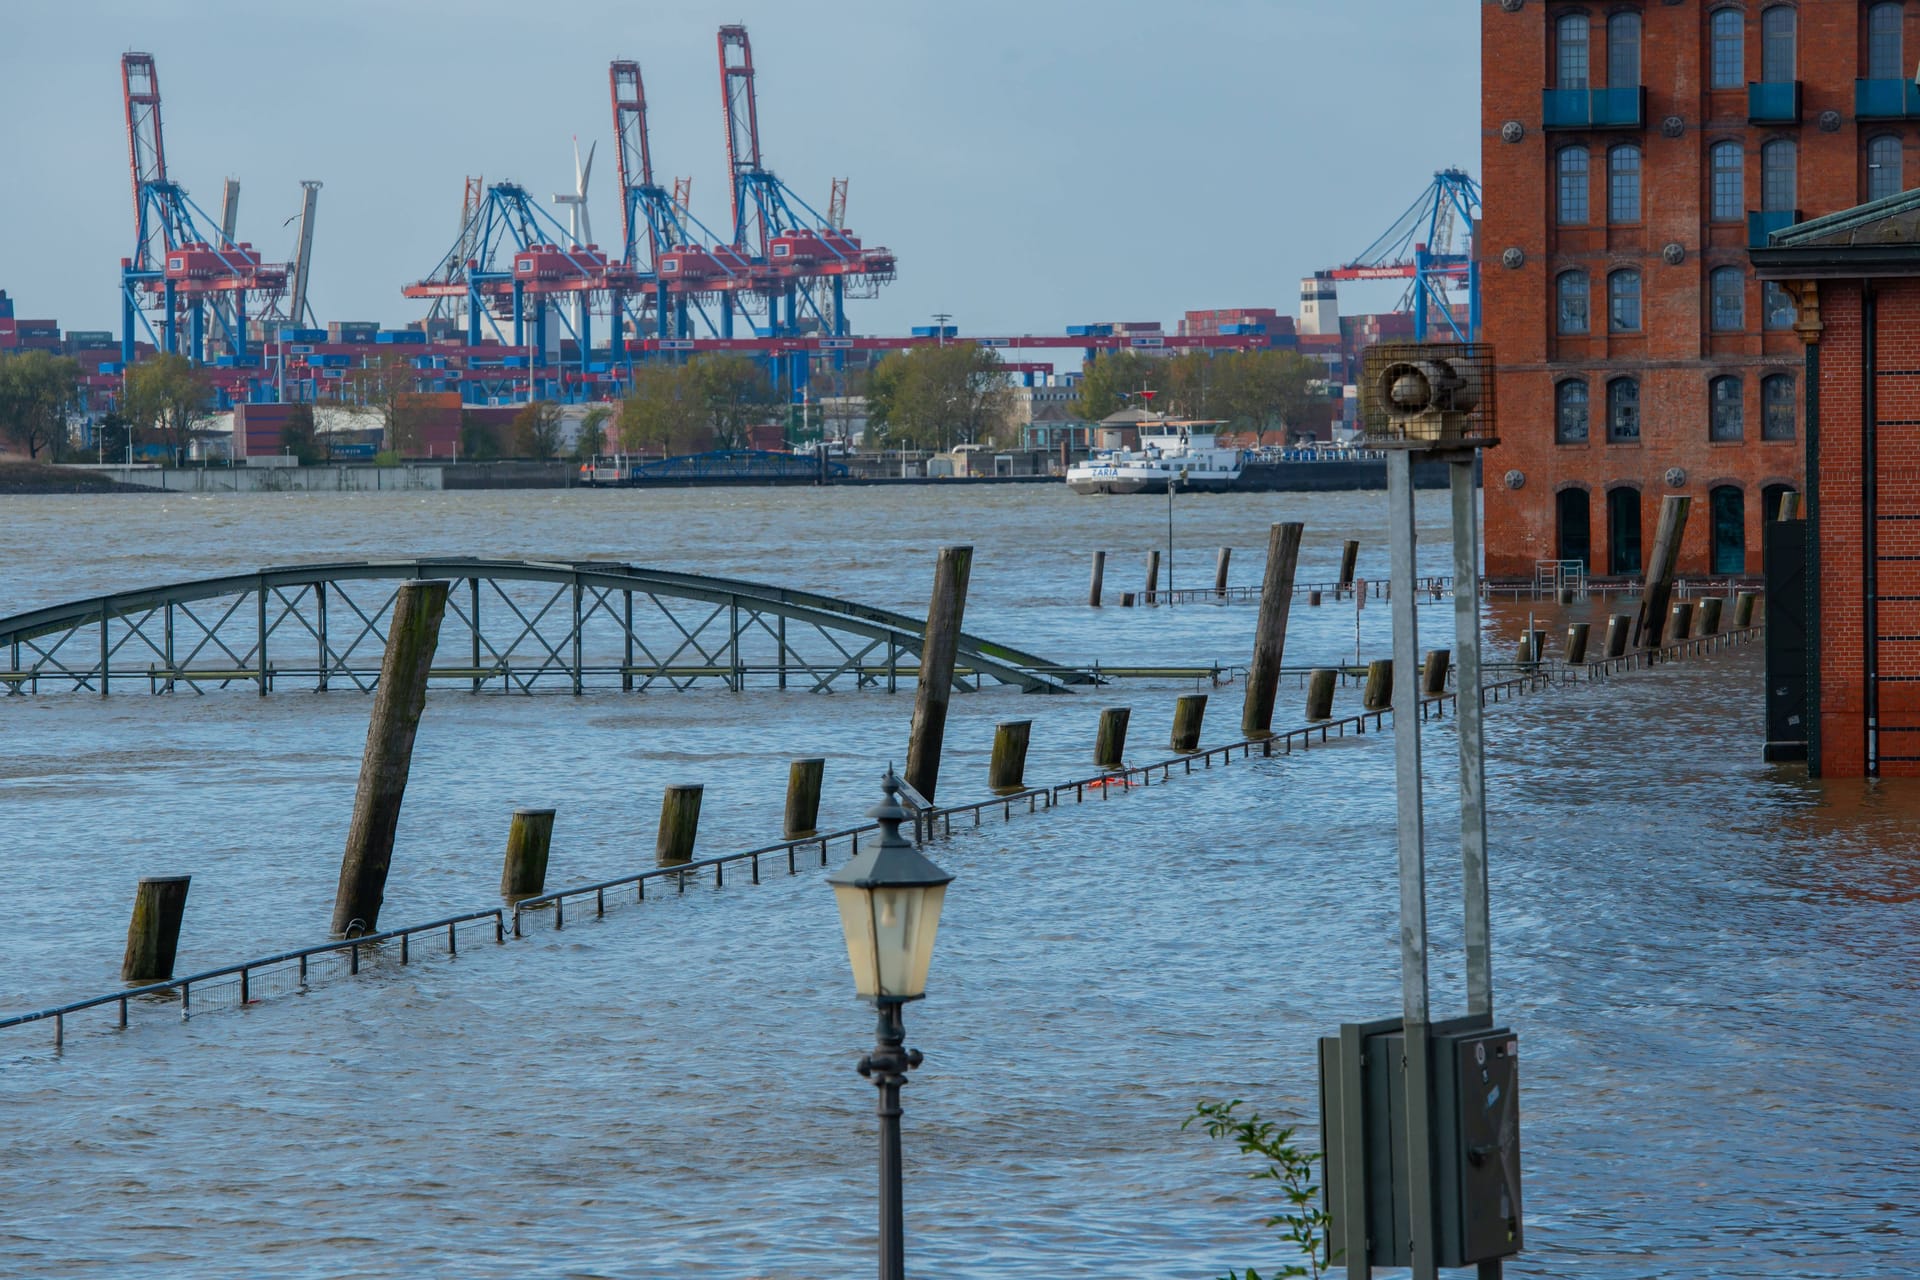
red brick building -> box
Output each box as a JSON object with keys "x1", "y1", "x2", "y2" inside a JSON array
[
  {"x1": 1754, "y1": 190, "x2": 1920, "y2": 776},
  {"x1": 1478, "y1": 1, "x2": 1920, "y2": 579}
]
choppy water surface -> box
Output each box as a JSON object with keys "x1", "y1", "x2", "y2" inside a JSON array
[{"x1": 0, "y1": 486, "x2": 1914, "y2": 1279}]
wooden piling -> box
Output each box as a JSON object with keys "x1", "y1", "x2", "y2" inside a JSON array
[
  {"x1": 1088, "y1": 551, "x2": 1105, "y2": 608},
  {"x1": 330, "y1": 578, "x2": 448, "y2": 937},
  {"x1": 1144, "y1": 548, "x2": 1161, "y2": 603},
  {"x1": 1240, "y1": 521, "x2": 1305, "y2": 739},
  {"x1": 1520, "y1": 629, "x2": 1547, "y2": 664},
  {"x1": 1777, "y1": 490, "x2": 1801, "y2": 520},
  {"x1": 1120, "y1": 591, "x2": 1137, "y2": 608},
  {"x1": 1606, "y1": 612, "x2": 1633, "y2": 658},
  {"x1": 1338, "y1": 539, "x2": 1360, "y2": 596},
  {"x1": 1309, "y1": 589, "x2": 1322, "y2": 607},
  {"x1": 1422, "y1": 648, "x2": 1451, "y2": 696},
  {"x1": 1668, "y1": 600, "x2": 1695, "y2": 643},
  {"x1": 989, "y1": 720, "x2": 1032, "y2": 794},
  {"x1": 122, "y1": 875, "x2": 191, "y2": 983},
  {"x1": 905, "y1": 545, "x2": 972, "y2": 804},
  {"x1": 1306, "y1": 668, "x2": 1337, "y2": 719},
  {"x1": 1171, "y1": 693, "x2": 1208, "y2": 752},
  {"x1": 1564, "y1": 623, "x2": 1591, "y2": 665},
  {"x1": 1557, "y1": 585, "x2": 1575, "y2": 605},
  {"x1": 1214, "y1": 546, "x2": 1232, "y2": 597},
  {"x1": 1363, "y1": 659, "x2": 1392, "y2": 711},
  {"x1": 500, "y1": 808, "x2": 555, "y2": 900},
  {"x1": 1632, "y1": 494, "x2": 1692, "y2": 647},
  {"x1": 1734, "y1": 590, "x2": 1757, "y2": 628},
  {"x1": 1695, "y1": 596, "x2": 1724, "y2": 637},
  {"x1": 656, "y1": 784, "x2": 703, "y2": 866},
  {"x1": 784, "y1": 758, "x2": 825, "y2": 838},
  {"x1": 1095, "y1": 707, "x2": 1131, "y2": 767}
]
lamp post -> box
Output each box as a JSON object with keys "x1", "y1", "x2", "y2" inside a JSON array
[{"x1": 827, "y1": 772, "x2": 954, "y2": 1280}]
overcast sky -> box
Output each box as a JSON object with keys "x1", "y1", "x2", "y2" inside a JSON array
[{"x1": 0, "y1": 1, "x2": 1477, "y2": 338}]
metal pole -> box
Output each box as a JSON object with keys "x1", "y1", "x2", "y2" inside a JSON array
[
  {"x1": 1452, "y1": 457, "x2": 1494, "y2": 1017},
  {"x1": 257, "y1": 580, "x2": 269, "y2": 695},
  {"x1": 1386, "y1": 448, "x2": 1438, "y2": 1280},
  {"x1": 315, "y1": 582, "x2": 328, "y2": 692},
  {"x1": 470, "y1": 578, "x2": 482, "y2": 694},
  {"x1": 859, "y1": 999, "x2": 918, "y2": 1280},
  {"x1": 99, "y1": 601, "x2": 110, "y2": 697},
  {"x1": 571, "y1": 577, "x2": 584, "y2": 696}
]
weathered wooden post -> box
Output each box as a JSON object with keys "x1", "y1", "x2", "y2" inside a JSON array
[
  {"x1": 1240, "y1": 521, "x2": 1304, "y2": 738},
  {"x1": 1605, "y1": 612, "x2": 1633, "y2": 658},
  {"x1": 1557, "y1": 585, "x2": 1576, "y2": 605},
  {"x1": 1668, "y1": 600, "x2": 1695, "y2": 644},
  {"x1": 1095, "y1": 707, "x2": 1131, "y2": 767},
  {"x1": 784, "y1": 758, "x2": 825, "y2": 838},
  {"x1": 1695, "y1": 596, "x2": 1724, "y2": 636},
  {"x1": 1171, "y1": 693, "x2": 1208, "y2": 752},
  {"x1": 1734, "y1": 590, "x2": 1758, "y2": 628},
  {"x1": 1088, "y1": 551, "x2": 1106, "y2": 608},
  {"x1": 500, "y1": 808, "x2": 555, "y2": 900},
  {"x1": 1362, "y1": 659, "x2": 1392, "y2": 711},
  {"x1": 1308, "y1": 589, "x2": 1323, "y2": 607},
  {"x1": 1214, "y1": 546, "x2": 1232, "y2": 597},
  {"x1": 905, "y1": 544, "x2": 972, "y2": 804},
  {"x1": 989, "y1": 720, "x2": 1032, "y2": 794},
  {"x1": 1564, "y1": 622, "x2": 1591, "y2": 664},
  {"x1": 330, "y1": 578, "x2": 448, "y2": 937},
  {"x1": 1144, "y1": 548, "x2": 1161, "y2": 603},
  {"x1": 1306, "y1": 668, "x2": 1337, "y2": 719},
  {"x1": 122, "y1": 875, "x2": 191, "y2": 982},
  {"x1": 656, "y1": 784, "x2": 703, "y2": 866},
  {"x1": 1632, "y1": 494, "x2": 1692, "y2": 647},
  {"x1": 1422, "y1": 648, "x2": 1451, "y2": 696},
  {"x1": 1338, "y1": 539, "x2": 1360, "y2": 597}
]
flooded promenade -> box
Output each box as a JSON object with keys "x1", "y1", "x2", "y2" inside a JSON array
[{"x1": 0, "y1": 486, "x2": 1914, "y2": 1278}]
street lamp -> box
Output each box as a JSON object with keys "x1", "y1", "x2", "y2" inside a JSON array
[{"x1": 827, "y1": 772, "x2": 954, "y2": 1280}]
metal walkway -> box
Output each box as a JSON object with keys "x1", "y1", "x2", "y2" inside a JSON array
[{"x1": 0, "y1": 558, "x2": 1085, "y2": 696}]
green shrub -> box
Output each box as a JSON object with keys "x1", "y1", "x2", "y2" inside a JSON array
[{"x1": 1185, "y1": 1099, "x2": 1335, "y2": 1279}]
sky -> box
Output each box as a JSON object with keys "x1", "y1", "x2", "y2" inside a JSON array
[{"x1": 0, "y1": 0, "x2": 1479, "y2": 340}]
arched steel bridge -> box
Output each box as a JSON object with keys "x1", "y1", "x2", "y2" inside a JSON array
[{"x1": 0, "y1": 559, "x2": 1090, "y2": 696}]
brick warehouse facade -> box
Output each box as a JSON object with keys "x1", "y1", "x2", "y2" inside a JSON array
[
  {"x1": 1754, "y1": 191, "x2": 1920, "y2": 776},
  {"x1": 1477, "y1": 1, "x2": 1920, "y2": 579}
]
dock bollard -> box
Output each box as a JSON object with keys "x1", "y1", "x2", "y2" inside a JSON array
[
  {"x1": 1605, "y1": 613, "x2": 1633, "y2": 658},
  {"x1": 656, "y1": 784, "x2": 704, "y2": 866},
  {"x1": 1422, "y1": 648, "x2": 1451, "y2": 696},
  {"x1": 1145, "y1": 549, "x2": 1161, "y2": 604},
  {"x1": 1306, "y1": 668, "x2": 1337, "y2": 720},
  {"x1": 1695, "y1": 597, "x2": 1724, "y2": 637},
  {"x1": 1564, "y1": 623, "x2": 1591, "y2": 665},
  {"x1": 1338, "y1": 540, "x2": 1360, "y2": 598},
  {"x1": 1668, "y1": 601, "x2": 1695, "y2": 644},
  {"x1": 1095, "y1": 707, "x2": 1131, "y2": 767},
  {"x1": 500, "y1": 808, "x2": 555, "y2": 900},
  {"x1": 1363, "y1": 659, "x2": 1393, "y2": 711},
  {"x1": 1088, "y1": 551, "x2": 1105, "y2": 608},
  {"x1": 1171, "y1": 694, "x2": 1208, "y2": 752},
  {"x1": 1734, "y1": 590, "x2": 1757, "y2": 628},
  {"x1": 784, "y1": 758, "x2": 824, "y2": 839},
  {"x1": 122, "y1": 875, "x2": 191, "y2": 983},
  {"x1": 1214, "y1": 546, "x2": 1232, "y2": 597},
  {"x1": 990, "y1": 720, "x2": 1032, "y2": 795}
]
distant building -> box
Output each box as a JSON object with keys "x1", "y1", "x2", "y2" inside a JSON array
[
  {"x1": 1298, "y1": 275, "x2": 1340, "y2": 337},
  {"x1": 1006, "y1": 380, "x2": 1089, "y2": 452}
]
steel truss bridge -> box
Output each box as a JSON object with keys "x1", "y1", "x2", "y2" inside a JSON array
[{"x1": 0, "y1": 559, "x2": 1086, "y2": 697}]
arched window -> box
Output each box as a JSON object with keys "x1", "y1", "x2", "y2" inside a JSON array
[
  {"x1": 1558, "y1": 146, "x2": 1591, "y2": 224},
  {"x1": 1557, "y1": 270, "x2": 1591, "y2": 334},
  {"x1": 1610, "y1": 144, "x2": 1643, "y2": 222},
  {"x1": 1764, "y1": 279, "x2": 1798, "y2": 330},
  {"x1": 1556, "y1": 378, "x2": 1591, "y2": 443},
  {"x1": 1761, "y1": 6, "x2": 1796, "y2": 82},
  {"x1": 1558, "y1": 488, "x2": 1593, "y2": 569},
  {"x1": 1608, "y1": 11, "x2": 1642, "y2": 87},
  {"x1": 1607, "y1": 377, "x2": 1641, "y2": 441},
  {"x1": 1608, "y1": 486, "x2": 1644, "y2": 574},
  {"x1": 1869, "y1": 134, "x2": 1904, "y2": 202},
  {"x1": 1710, "y1": 266, "x2": 1746, "y2": 331},
  {"x1": 1710, "y1": 375, "x2": 1745, "y2": 440},
  {"x1": 1608, "y1": 269, "x2": 1642, "y2": 332},
  {"x1": 1710, "y1": 8, "x2": 1745, "y2": 87},
  {"x1": 1711, "y1": 485, "x2": 1747, "y2": 574},
  {"x1": 1558, "y1": 14, "x2": 1591, "y2": 89},
  {"x1": 1762, "y1": 138, "x2": 1798, "y2": 212},
  {"x1": 1869, "y1": 3, "x2": 1905, "y2": 80},
  {"x1": 1762, "y1": 373, "x2": 1796, "y2": 439},
  {"x1": 1711, "y1": 141, "x2": 1745, "y2": 221}
]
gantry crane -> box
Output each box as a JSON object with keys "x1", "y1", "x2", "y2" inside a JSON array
[{"x1": 1327, "y1": 168, "x2": 1482, "y2": 342}]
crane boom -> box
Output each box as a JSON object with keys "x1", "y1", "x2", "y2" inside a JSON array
[{"x1": 288, "y1": 180, "x2": 321, "y2": 326}]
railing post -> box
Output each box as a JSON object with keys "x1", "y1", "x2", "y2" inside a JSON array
[
  {"x1": 470, "y1": 577, "x2": 483, "y2": 694},
  {"x1": 623, "y1": 587, "x2": 635, "y2": 692},
  {"x1": 571, "y1": 576, "x2": 584, "y2": 696},
  {"x1": 98, "y1": 599, "x2": 109, "y2": 697},
  {"x1": 314, "y1": 583, "x2": 327, "y2": 692},
  {"x1": 257, "y1": 577, "x2": 269, "y2": 695}
]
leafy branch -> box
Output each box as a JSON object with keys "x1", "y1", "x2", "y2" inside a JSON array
[{"x1": 1184, "y1": 1099, "x2": 1336, "y2": 1280}]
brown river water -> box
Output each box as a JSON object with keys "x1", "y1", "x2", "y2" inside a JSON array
[{"x1": 0, "y1": 485, "x2": 1914, "y2": 1278}]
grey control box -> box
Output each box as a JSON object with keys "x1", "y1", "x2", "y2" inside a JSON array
[{"x1": 1318, "y1": 1016, "x2": 1523, "y2": 1270}]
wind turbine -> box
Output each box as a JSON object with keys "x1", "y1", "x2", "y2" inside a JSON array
[{"x1": 553, "y1": 136, "x2": 595, "y2": 248}]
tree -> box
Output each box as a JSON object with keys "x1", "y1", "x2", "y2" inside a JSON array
[
  {"x1": 573, "y1": 404, "x2": 612, "y2": 461},
  {"x1": 1185, "y1": 1099, "x2": 1335, "y2": 1279},
  {"x1": 511, "y1": 400, "x2": 564, "y2": 459},
  {"x1": 94, "y1": 410, "x2": 134, "y2": 462},
  {"x1": 460, "y1": 411, "x2": 503, "y2": 460},
  {"x1": 691, "y1": 354, "x2": 777, "y2": 450},
  {"x1": 1220, "y1": 350, "x2": 1322, "y2": 445},
  {"x1": 618, "y1": 363, "x2": 703, "y2": 455},
  {"x1": 123, "y1": 353, "x2": 211, "y2": 465},
  {"x1": 1074, "y1": 350, "x2": 1169, "y2": 425},
  {"x1": 278, "y1": 403, "x2": 324, "y2": 464},
  {"x1": 336, "y1": 352, "x2": 428, "y2": 456},
  {"x1": 864, "y1": 344, "x2": 1012, "y2": 450},
  {"x1": 0, "y1": 350, "x2": 82, "y2": 461}
]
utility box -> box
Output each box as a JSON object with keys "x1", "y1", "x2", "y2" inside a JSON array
[{"x1": 1318, "y1": 1016, "x2": 1523, "y2": 1271}]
